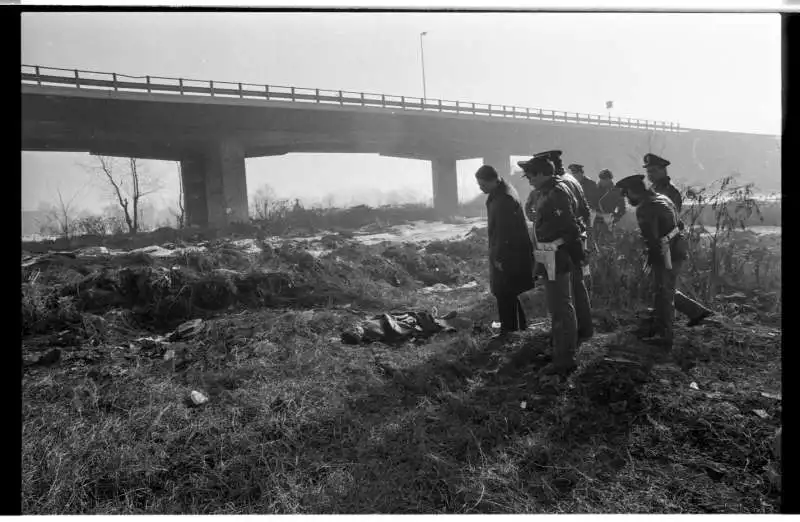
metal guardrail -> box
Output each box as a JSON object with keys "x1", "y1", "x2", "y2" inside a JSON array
[{"x1": 21, "y1": 64, "x2": 682, "y2": 132}]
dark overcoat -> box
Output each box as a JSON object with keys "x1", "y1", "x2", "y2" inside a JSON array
[{"x1": 486, "y1": 179, "x2": 535, "y2": 296}]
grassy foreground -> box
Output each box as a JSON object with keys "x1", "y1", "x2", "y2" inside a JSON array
[{"x1": 21, "y1": 212, "x2": 781, "y2": 513}]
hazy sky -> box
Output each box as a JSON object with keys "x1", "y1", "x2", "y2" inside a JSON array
[{"x1": 21, "y1": 11, "x2": 781, "y2": 213}]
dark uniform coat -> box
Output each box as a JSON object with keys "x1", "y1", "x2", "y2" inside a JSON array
[
  {"x1": 524, "y1": 188, "x2": 540, "y2": 222},
  {"x1": 559, "y1": 172, "x2": 591, "y2": 232},
  {"x1": 651, "y1": 177, "x2": 683, "y2": 212},
  {"x1": 578, "y1": 177, "x2": 600, "y2": 211},
  {"x1": 597, "y1": 186, "x2": 627, "y2": 219},
  {"x1": 533, "y1": 177, "x2": 583, "y2": 275},
  {"x1": 635, "y1": 191, "x2": 688, "y2": 266},
  {"x1": 486, "y1": 179, "x2": 535, "y2": 296}
]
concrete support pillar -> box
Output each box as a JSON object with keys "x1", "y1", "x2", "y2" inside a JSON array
[
  {"x1": 180, "y1": 140, "x2": 249, "y2": 229},
  {"x1": 431, "y1": 156, "x2": 459, "y2": 218},
  {"x1": 180, "y1": 156, "x2": 209, "y2": 228},
  {"x1": 204, "y1": 140, "x2": 249, "y2": 227},
  {"x1": 482, "y1": 152, "x2": 512, "y2": 178}
]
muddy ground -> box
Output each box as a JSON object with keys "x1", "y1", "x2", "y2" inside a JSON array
[{"x1": 21, "y1": 220, "x2": 782, "y2": 514}]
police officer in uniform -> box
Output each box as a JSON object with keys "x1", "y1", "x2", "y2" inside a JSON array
[
  {"x1": 594, "y1": 169, "x2": 626, "y2": 238},
  {"x1": 530, "y1": 151, "x2": 594, "y2": 343},
  {"x1": 568, "y1": 163, "x2": 600, "y2": 223},
  {"x1": 615, "y1": 174, "x2": 688, "y2": 349},
  {"x1": 642, "y1": 153, "x2": 714, "y2": 326},
  {"x1": 518, "y1": 154, "x2": 586, "y2": 375}
]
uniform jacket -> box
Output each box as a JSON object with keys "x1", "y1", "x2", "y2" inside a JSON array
[
  {"x1": 578, "y1": 176, "x2": 600, "y2": 211},
  {"x1": 486, "y1": 179, "x2": 535, "y2": 296},
  {"x1": 635, "y1": 191, "x2": 688, "y2": 266},
  {"x1": 651, "y1": 177, "x2": 682, "y2": 212},
  {"x1": 524, "y1": 188, "x2": 540, "y2": 222},
  {"x1": 533, "y1": 177, "x2": 584, "y2": 275},
  {"x1": 559, "y1": 172, "x2": 591, "y2": 232},
  {"x1": 597, "y1": 186, "x2": 627, "y2": 218}
]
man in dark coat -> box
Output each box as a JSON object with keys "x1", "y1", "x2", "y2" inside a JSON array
[
  {"x1": 616, "y1": 174, "x2": 689, "y2": 349},
  {"x1": 642, "y1": 153, "x2": 714, "y2": 326},
  {"x1": 475, "y1": 165, "x2": 535, "y2": 336},
  {"x1": 517, "y1": 155, "x2": 585, "y2": 375}
]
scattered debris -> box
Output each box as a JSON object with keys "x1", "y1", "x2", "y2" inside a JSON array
[
  {"x1": 752, "y1": 409, "x2": 770, "y2": 420},
  {"x1": 168, "y1": 318, "x2": 206, "y2": 341},
  {"x1": 520, "y1": 401, "x2": 527, "y2": 409},
  {"x1": 189, "y1": 390, "x2": 209, "y2": 406},
  {"x1": 760, "y1": 391, "x2": 781, "y2": 401},
  {"x1": 689, "y1": 382, "x2": 700, "y2": 391}
]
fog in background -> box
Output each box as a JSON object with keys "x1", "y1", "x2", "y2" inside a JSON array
[{"x1": 21, "y1": 12, "x2": 781, "y2": 224}]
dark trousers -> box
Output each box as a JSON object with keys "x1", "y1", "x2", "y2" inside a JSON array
[
  {"x1": 545, "y1": 270, "x2": 578, "y2": 366},
  {"x1": 570, "y1": 263, "x2": 594, "y2": 339},
  {"x1": 652, "y1": 259, "x2": 682, "y2": 346},
  {"x1": 496, "y1": 293, "x2": 527, "y2": 332}
]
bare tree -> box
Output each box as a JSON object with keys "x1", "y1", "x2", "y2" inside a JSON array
[
  {"x1": 250, "y1": 184, "x2": 278, "y2": 220},
  {"x1": 85, "y1": 156, "x2": 163, "y2": 234},
  {"x1": 172, "y1": 161, "x2": 186, "y2": 228},
  {"x1": 37, "y1": 187, "x2": 83, "y2": 241}
]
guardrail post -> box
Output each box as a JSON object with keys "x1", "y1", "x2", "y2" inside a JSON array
[
  {"x1": 438, "y1": 99, "x2": 442, "y2": 112},
  {"x1": 339, "y1": 90, "x2": 343, "y2": 105},
  {"x1": 210, "y1": 80, "x2": 215, "y2": 97},
  {"x1": 35, "y1": 66, "x2": 41, "y2": 86},
  {"x1": 74, "y1": 69, "x2": 80, "y2": 88},
  {"x1": 526, "y1": 107, "x2": 530, "y2": 119},
  {"x1": 472, "y1": 102, "x2": 475, "y2": 115},
  {"x1": 265, "y1": 85, "x2": 270, "y2": 100},
  {"x1": 361, "y1": 92, "x2": 365, "y2": 106},
  {"x1": 291, "y1": 87, "x2": 296, "y2": 102},
  {"x1": 239, "y1": 83, "x2": 243, "y2": 98},
  {"x1": 146, "y1": 76, "x2": 151, "y2": 93},
  {"x1": 179, "y1": 78, "x2": 183, "y2": 95},
  {"x1": 113, "y1": 73, "x2": 118, "y2": 91},
  {"x1": 401, "y1": 96, "x2": 405, "y2": 109},
  {"x1": 315, "y1": 88, "x2": 320, "y2": 102},
  {"x1": 381, "y1": 94, "x2": 385, "y2": 107}
]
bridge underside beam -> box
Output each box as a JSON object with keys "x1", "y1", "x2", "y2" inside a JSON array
[
  {"x1": 181, "y1": 140, "x2": 249, "y2": 228},
  {"x1": 482, "y1": 152, "x2": 512, "y2": 178}
]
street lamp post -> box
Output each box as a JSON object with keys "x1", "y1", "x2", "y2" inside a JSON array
[{"x1": 420, "y1": 31, "x2": 428, "y2": 102}]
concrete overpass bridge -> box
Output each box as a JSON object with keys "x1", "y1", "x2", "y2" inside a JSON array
[{"x1": 22, "y1": 65, "x2": 780, "y2": 227}]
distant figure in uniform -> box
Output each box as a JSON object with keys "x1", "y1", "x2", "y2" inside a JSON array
[
  {"x1": 594, "y1": 169, "x2": 627, "y2": 239},
  {"x1": 643, "y1": 153, "x2": 682, "y2": 212},
  {"x1": 568, "y1": 163, "x2": 600, "y2": 223},
  {"x1": 518, "y1": 155, "x2": 586, "y2": 375},
  {"x1": 615, "y1": 174, "x2": 689, "y2": 349},
  {"x1": 475, "y1": 165, "x2": 535, "y2": 338},
  {"x1": 530, "y1": 151, "x2": 594, "y2": 343},
  {"x1": 642, "y1": 153, "x2": 714, "y2": 326}
]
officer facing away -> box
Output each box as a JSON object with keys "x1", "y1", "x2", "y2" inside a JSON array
[
  {"x1": 615, "y1": 174, "x2": 689, "y2": 349},
  {"x1": 518, "y1": 155, "x2": 586, "y2": 375},
  {"x1": 642, "y1": 153, "x2": 714, "y2": 326},
  {"x1": 595, "y1": 169, "x2": 627, "y2": 238}
]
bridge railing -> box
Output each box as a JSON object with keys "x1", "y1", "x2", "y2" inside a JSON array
[{"x1": 21, "y1": 64, "x2": 682, "y2": 132}]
